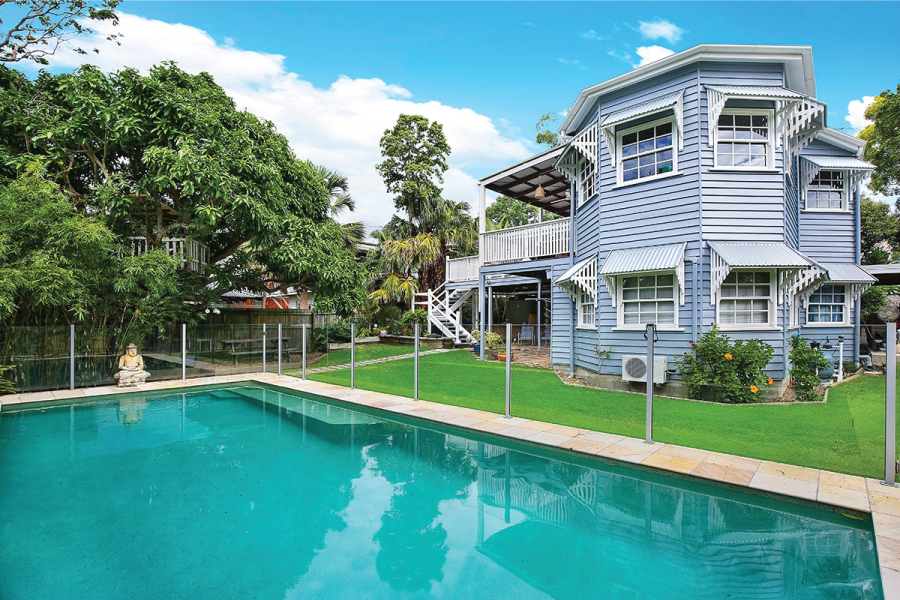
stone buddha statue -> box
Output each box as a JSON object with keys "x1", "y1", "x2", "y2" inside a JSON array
[{"x1": 113, "y1": 343, "x2": 151, "y2": 387}]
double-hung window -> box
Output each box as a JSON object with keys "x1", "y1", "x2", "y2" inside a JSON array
[
  {"x1": 618, "y1": 118, "x2": 676, "y2": 185},
  {"x1": 807, "y1": 284, "x2": 847, "y2": 325},
  {"x1": 718, "y1": 270, "x2": 774, "y2": 327},
  {"x1": 620, "y1": 274, "x2": 676, "y2": 327},
  {"x1": 577, "y1": 288, "x2": 595, "y2": 328},
  {"x1": 715, "y1": 109, "x2": 774, "y2": 169},
  {"x1": 805, "y1": 170, "x2": 847, "y2": 210}
]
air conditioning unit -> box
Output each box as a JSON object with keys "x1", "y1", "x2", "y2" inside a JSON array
[{"x1": 622, "y1": 355, "x2": 667, "y2": 384}]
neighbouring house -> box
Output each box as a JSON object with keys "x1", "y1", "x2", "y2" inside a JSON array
[{"x1": 426, "y1": 43, "x2": 875, "y2": 396}]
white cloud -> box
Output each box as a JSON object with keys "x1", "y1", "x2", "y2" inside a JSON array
[
  {"x1": 581, "y1": 30, "x2": 601, "y2": 42},
  {"x1": 558, "y1": 57, "x2": 588, "y2": 70},
  {"x1": 846, "y1": 95, "x2": 875, "y2": 132},
  {"x1": 637, "y1": 19, "x2": 684, "y2": 44},
  {"x1": 35, "y1": 13, "x2": 532, "y2": 232},
  {"x1": 634, "y1": 45, "x2": 675, "y2": 68}
]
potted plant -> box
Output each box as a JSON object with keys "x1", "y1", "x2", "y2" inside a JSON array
[{"x1": 470, "y1": 330, "x2": 504, "y2": 361}]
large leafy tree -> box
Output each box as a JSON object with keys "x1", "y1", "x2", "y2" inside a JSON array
[
  {"x1": 860, "y1": 196, "x2": 899, "y2": 264},
  {"x1": 1, "y1": 0, "x2": 120, "y2": 64},
  {"x1": 0, "y1": 63, "x2": 366, "y2": 317},
  {"x1": 535, "y1": 111, "x2": 560, "y2": 148},
  {"x1": 860, "y1": 83, "x2": 900, "y2": 197},
  {"x1": 486, "y1": 195, "x2": 538, "y2": 229}
]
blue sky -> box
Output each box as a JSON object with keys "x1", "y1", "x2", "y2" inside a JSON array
[{"x1": 22, "y1": 1, "x2": 900, "y2": 228}]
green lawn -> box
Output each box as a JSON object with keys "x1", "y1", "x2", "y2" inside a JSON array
[
  {"x1": 303, "y1": 350, "x2": 900, "y2": 481},
  {"x1": 286, "y1": 344, "x2": 431, "y2": 370}
]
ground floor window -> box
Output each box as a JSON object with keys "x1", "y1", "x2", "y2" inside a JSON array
[
  {"x1": 807, "y1": 284, "x2": 847, "y2": 324},
  {"x1": 620, "y1": 274, "x2": 676, "y2": 326},
  {"x1": 718, "y1": 270, "x2": 773, "y2": 327},
  {"x1": 577, "y1": 288, "x2": 595, "y2": 328}
]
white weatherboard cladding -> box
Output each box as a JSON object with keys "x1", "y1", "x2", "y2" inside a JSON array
[
  {"x1": 599, "y1": 243, "x2": 686, "y2": 307},
  {"x1": 703, "y1": 85, "x2": 824, "y2": 156},
  {"x1": 800, "y1": 155, "x2": 874, "y2": 191},
  {"x1": 555, "y1": 256, "x2": 598, "y2": 302},
  {"x1": 708, "y1": 241, "x2": 812, "y2": 302},
  {"x1": 599, "y1": 90, "x2": 685, "y2": 156}
]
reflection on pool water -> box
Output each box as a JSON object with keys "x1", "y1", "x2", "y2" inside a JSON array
[{"x1": 0, "y1": 385, "x2": 883, "y2": 599}]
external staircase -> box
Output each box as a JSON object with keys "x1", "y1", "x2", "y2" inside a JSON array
[{"x1": 414, "y1": 283, "x2": 477, "y2": 343}]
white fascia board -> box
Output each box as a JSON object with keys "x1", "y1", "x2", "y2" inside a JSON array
[
  {"x1": 559, "y1": 44, "x2": 815, "y2": 136},
  {"x1": 814, "y1": 128, "x2": 867, "y2": 158}
]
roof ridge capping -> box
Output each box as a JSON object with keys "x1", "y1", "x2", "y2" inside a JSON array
[{"x1": 560, "y1": 44, "x2": 815, "y2": 135}]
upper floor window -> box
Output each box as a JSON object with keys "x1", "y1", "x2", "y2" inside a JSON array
[
  {"x1": 577, "y1": 288, "x2": 596, "y2": 328},
  {"x1": 617, "y1": 118, "x2": 676, "y2": 185},
  {"x1": 807, "y1": 284, "x2": 847, "y2": 325},
  {"x1": 805, "y1": 170, "x2": 847, "y2": 210},
  {"x1": 715, "y1": 110, "x2": 774, "y2": 169},
  {"x1": 619, "y1": 274, "x2": 677, "y2": 328},
  {"x1": 717, "y1": 270, "x2": 775, "y2": 328}
]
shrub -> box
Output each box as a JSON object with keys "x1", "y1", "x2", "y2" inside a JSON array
[
  {"x1": 374, "y1": 304, "x2": 402, "y2": 328},
  {"x1": 311, "y1": 320, "x2": 353, "y2": 349},
  {"x1": 389, "y1": 309, "x2": 428, "y2": 334},
  {"x1": 676, "y1": 326, "x2": 774, "y2": 403},
  {"x1": 0, "y1": 364, "x2": 16, "y2": 395},
  {"x1": 789, "y1": 335, "x2": 830, "y2": 402},
  {"x1": 469, "y1": 330, "x2": 504, "y2": 349}
]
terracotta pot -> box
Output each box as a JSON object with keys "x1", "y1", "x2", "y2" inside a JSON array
[{"x1": 498, "y1": 352, "x2": 514, "y2": 362}]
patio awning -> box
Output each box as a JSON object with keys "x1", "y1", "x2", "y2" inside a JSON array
[
  {"x1": 703, "y1": 84, "x2": 824, "y2": 153},
  {"x1": 554, "y1": 255, "x2": 597, "y2": 301},
  {"x1": 800, "y1": 155, "x2": 874, "y2": 190},
  {"x1": 708, "y1": 241, "x2": 813, "y2": 301},
  {"x1": 481, "y1": 146, "x2": 571, "y2": 217},
  {"x1": 599, "y1": 90, "x2": 684, "y2": 156},
  {"x1": 599, "y1": 243, "x2": 686, "y2": 306}
]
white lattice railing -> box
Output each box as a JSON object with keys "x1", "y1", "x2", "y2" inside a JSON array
[
  {"x1": 482, "y1": 218, "x2": 571, "y2": 264},
  {"x1": 130, "y1": 237, "x2": 209, "y2": 272},
  {"x1": 446, "y1": 256, "x2": 480, "y2": 282}
]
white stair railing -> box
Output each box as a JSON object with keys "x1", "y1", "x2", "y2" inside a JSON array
[
  {"x1": 414, "y1": 284, "x2": 474, "y2": 343},
  {"x1": 447, "y1": 256, "x2": 480, "y2": 282}
]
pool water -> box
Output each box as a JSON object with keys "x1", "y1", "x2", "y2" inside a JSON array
[{"x1": 0, "y1": 385, "x2": 883, "y2": 599}]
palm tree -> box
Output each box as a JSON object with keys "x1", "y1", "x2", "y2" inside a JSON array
[{"x1": 308, "y1": 162, "x2": 365, "y2": 249}]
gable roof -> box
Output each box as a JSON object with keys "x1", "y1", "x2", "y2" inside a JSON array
[{"x1": 560, "y1": 44, "x2": 815, "y2": 136}]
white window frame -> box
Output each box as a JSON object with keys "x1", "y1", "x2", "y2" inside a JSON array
[
  {"x1": 804, "y1": 169, "x2": 849, "y2": 212},
  {"x1": 716, "y1": 269, "x2": 777, "y2": 330},
  {"x1": 713, "y1": 108, "x2": 775, "y2": 170},
  {"x1": 576, "y1": 154, "x2": 597, "y2": 208},
  {"x1": 616, "y1": 116, "x2": 679, "y2": 187},
  {"x1": 576, "y1": 288, "x2": 596, "y2": 329},
  {"x1": 805, "y1": 283, "x2": 850, "y2": 326},
  {"x1": 615, "y1": 272, "x2": 679, "y2": 330}
]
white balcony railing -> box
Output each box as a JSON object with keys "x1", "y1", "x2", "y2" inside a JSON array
[
  {"x1": 130, "y1": 237, "x2": 209, "y2": 272},
  {"x1": 482, "y1": 218, "x2": 570, "y2": 265},
  {"x1": 447, "y1": 256, "x2": 480, "y2": 282}
]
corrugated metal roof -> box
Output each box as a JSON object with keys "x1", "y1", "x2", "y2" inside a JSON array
[
  {"x1": 801, "y1": 156, "x2": 874, "y2": 170},
  {"x1": 599, "y1": 243, "x2": 686, "y2": 275},
  {"x1": 819, "y1": 263, "x2": 876, "y2": 284},
  {"x1": 600, "y1": 91, "x2": 682, "y2": 128},
  {"x1": 708, "y1": 242, "x2": 811, "y2": 268},
  {"x1": 704, "y1": 85, "x2": 804, "y2": 99}
]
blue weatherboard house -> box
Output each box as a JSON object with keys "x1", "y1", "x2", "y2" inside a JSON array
[{"x1": 419, "y1": 44, "x2": 875, "y2": 396}]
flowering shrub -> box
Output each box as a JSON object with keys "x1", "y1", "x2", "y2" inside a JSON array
[
  {"x1": 789, "y1": 335, "x2": 830, "y2": 402},
  {"x1": 676, "y1": 326, "x2": 774, "y2": 403},
  {"x1": 469, "y1": 330, "x2": 503, "y2": 349}
]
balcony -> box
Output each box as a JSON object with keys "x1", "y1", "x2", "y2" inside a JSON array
[
  {"x1": 130, "y1": 237, "x2": 209, "y2": 272},
  {"x1": 482, "y1": 218, "x2": 570, "y2": 265}
]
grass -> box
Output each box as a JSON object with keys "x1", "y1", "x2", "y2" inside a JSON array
[
  {"x1": 285, "y1": 344, "x2": 432, "y2": 370},
  {"x1": 303, "y1": 350, "x2": 900, "y2": 481}
]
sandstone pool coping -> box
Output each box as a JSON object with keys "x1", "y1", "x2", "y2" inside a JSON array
[{"x1": 3, "y1": 372, "x2": 899, "y2": 598}]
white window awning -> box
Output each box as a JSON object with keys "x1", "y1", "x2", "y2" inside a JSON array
[
  {"x1": 786, "y1": 261, "x2": 876, "y2": 306},
  {"x1": 598, "y1": 90, "x2": 684, "y2": 157},
  {"x1": 555, "y1": 255, "x2": 598, "y2": 302},
  {"x1": 708, "y1": 241, "x2": 813, "y2": 301},
  {"x1": 599, "y1": 243, "x2": 686, "y2": 306},
  {"x1": 800, "y1": 155, "x2": 874, "y2": 190},
  {"x1": 703, "y1": 85, "x2": 825, "y2": 155}
]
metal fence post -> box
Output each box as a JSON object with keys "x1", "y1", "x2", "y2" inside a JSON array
[
  {"x1": 414, "y1": 323, "x2": 420, "y2": 401},
  {"x1": 278, "y1": 323, "x2": 283, "y2": 375},
  {"x1": 645, "y1": 323, "x2": 655, "y2": 444},
  {"x1": 70, "y1": 324, "x2": 75, "y2": 390},
  {"x1": 505, "y1": 322, "x2": 511, "y2": 418},
  {"x1": 837, "y1": 335, "x2": 844, "y2": 383},
  {"x1": 350, "y1": 322, "x2": 356, "y2": 389},
  {"x1": 302, "y1": 324, "x2": 307, "y2": 380},
  {"x1": 181, "y1": 323, "x2": 187, "y2": 380},
  {"x1": 885, "y1": 320, "x2": 898, "y2": 486},
  {"x1": 262, "y1": 324, "x2": 267, "y2": 374}
]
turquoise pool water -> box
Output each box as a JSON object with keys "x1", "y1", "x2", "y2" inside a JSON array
[{"x1": 0, "y1": 385, "x2": 883, "y2": 599}]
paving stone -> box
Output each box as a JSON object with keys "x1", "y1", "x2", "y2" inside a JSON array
[
  {"x1": 559, "y1": 438, "x2": 612, "y2": 454},
  {"x1": 642, "y1": 453, "x2": 701, "y2": 475},
  {"x1": 447, "y1": 416, "x2": 483, "y2": 428},
  {"x1": 495, "y1": 426, "x2": 538, "y2": 440},
  {"x1": 819, "y1": 471, "x2": 867, "y2": 491},
  {"x1": 545, "y1": 425, "x2": 581, "y2": 437},
  {"x1": 525, "y1": 432, "x2": 573, "y2": 447},
  {"x1": 578, "y1": 431, "x2": 626, "y2": 446},
  {"x1": 816, "y1": 484, "x2": 870, "y2": 512},
  {"x1": 470, "y1": 420, "x2": 511, "y2": 433},
  {"x1": 757, "y1": 460, "x2": 819, "y2": 483},
  {"x1": 878, "y1": 537, "x2": 900, "y2": 572},
  {"x1": 657, "y1": 445, "x2": 710, "y2": 462},
  {"x1": 596, "y1": 444, "x2": 655, "y2": 464},
  {"x1": 881, "y1": 567, "x2": 900, "y2": 600},
  {"x1": 690, "y1": 462, "x2": 756, "y2": 486},
  {"x1": 749, "y1": 471, "x2": 818, "y2": 501},
  {"x1": 702, "y1": 452, "x2": 761, "y2": 472},
  {"x1": 519, "y1": 420, "x2": 557, "y2": 432},
  {"x1": 873, "y1": 512, "x2": 900, "y2": 541},
  {"x1": 870, "y1": 492, "x2": 900, "y2": 518}
]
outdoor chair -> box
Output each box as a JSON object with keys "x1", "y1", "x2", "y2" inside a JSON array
[{"x1": 517, "y1": 325, "x2": 535, "y2": 346}]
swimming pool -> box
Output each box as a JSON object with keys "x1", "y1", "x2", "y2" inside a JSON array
[{"x1": 0, "y1": 384, "x2": 883, "y2": 599}]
